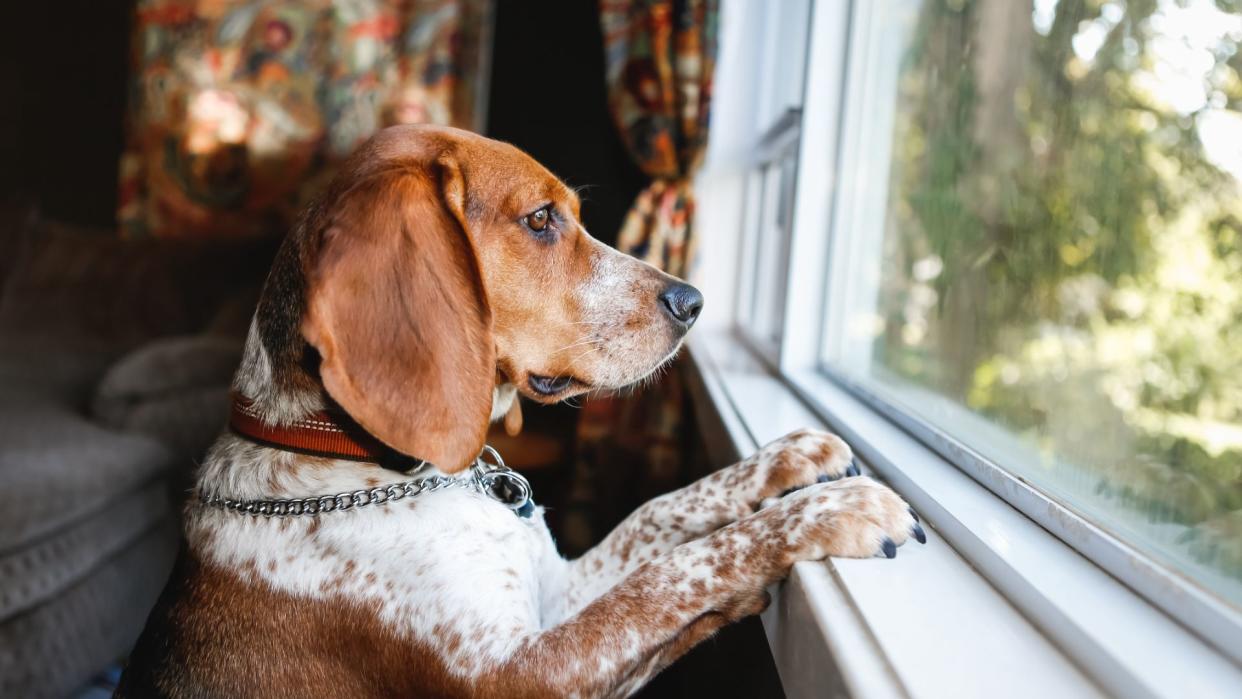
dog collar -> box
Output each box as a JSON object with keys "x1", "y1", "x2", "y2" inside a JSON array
[
  {"x1": 229, "y1": 394, "x2": 399, "y2": 463},
  {"x1": 225, "y1": 395, "x2": 535, "y2": 518},
  {"x1": 199, "y1": 443, "x2": 536, "y2": 519}
]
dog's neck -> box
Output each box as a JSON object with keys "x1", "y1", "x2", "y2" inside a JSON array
[
  {"x1": 234, "y1": 315, "x2": 516, "y2": 430},
  {"x1": 230, "y1": 227, "x2": 329, "y2": 425},
  {"x1": 232, "y1": 316, "x2": 326, "y2": 425}
]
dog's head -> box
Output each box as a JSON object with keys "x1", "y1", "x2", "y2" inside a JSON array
[{"x1": 276, "y1": 125, "x2": 700, "y2": 472}]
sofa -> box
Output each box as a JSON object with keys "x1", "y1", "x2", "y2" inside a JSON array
[{"x1": 0, "y1": 207, "x2": 270, "y2": 698}]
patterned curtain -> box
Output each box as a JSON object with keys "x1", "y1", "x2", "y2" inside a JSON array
[
  {"x1": 600, "y1": 0, "x2": 718, "y2": 277},
  {"x1": 118, "y1": 0, "x2": 492, "y2": 239},
  {"x1": 563, "y1": 0, "x2": 719, "y2": 553}
]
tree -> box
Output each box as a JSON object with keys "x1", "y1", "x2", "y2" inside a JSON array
[{"x1": 873, "y1": 0, "x2": 1242, "y2": 596}]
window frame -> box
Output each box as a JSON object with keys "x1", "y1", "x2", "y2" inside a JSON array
[
  {"x1": 707, "y1": 0, "x2": 1242, "y2": 681},
  {"x1": 735, "y1": 108, "x2": 802, "y2": 364}
]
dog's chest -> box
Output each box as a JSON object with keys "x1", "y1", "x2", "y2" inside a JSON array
[{"x1": 189, "y1": 487, "x2": 563, "y2": 669}]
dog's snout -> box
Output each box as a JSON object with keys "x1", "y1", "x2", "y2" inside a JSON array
[{"x1": 658, "y1": 283, "x2": 704, "y2": 330}]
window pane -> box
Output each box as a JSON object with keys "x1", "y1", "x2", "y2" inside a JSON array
[
  {"x1": 756, "y1": 0, "x2": 813, "y2": 130},
  {"x1": 823, "y1": 0, "x2": 1242, "y2": 608},
  {"x1": 740, "y1": 130, "x2": 800, "y2": 352},
  {"x1": 752, "y1": 163, "x2": 786, "y2": 344}
]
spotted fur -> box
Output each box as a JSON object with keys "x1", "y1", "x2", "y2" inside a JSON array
[{"x1": 119, "y1": 428, "x2": 916, "y2": 698}]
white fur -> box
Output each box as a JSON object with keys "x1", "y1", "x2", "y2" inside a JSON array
[
  {"x1": 490, "y1": 383, "x2": 518, "y2": 421},
  {"x1": 232, "y1": 318, "x2": 326, "y2": 425},
  {"x1": 188, "y1": 408, "x2": 910, "y2": 695},
  {"x1": 574, "y1": 239, "x2": 685, "y2": 389},
  {"x1": 191, "y1": 434, "x2": 573, "y2": 676}
]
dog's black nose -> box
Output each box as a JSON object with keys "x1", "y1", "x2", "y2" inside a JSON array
[{"x1": 658, "y1": 283, "x2": 704, "y2": 330}]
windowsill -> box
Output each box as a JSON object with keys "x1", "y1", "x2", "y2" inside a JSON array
[{"x1": 683, "y1": 330, "x2": 1242, "y2": 699}]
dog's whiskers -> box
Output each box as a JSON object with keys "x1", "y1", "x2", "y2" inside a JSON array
[
  {"x1": 555, "y1": 338, "x2": 595, "y2": 353},
  {"x1": 552, "y1": 330, "x2": 604, "y2": 356},
  {"x1": 569, "y1": 345, "x2": 602, "y2": 364}
]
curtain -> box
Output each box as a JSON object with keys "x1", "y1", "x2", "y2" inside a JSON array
[
  {"x1": 118, "y1": 0, "x2": 492, "y2": 239},
  {"x1": 599, "y1": 0, "x2": 718, "y2": 277},
  {"x1": 563, "y1": 0, "x2": 719, "y2": 552}
]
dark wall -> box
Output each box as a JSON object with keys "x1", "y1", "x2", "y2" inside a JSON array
[
  {"x1": 485, "y1": 0, "x2": 647, "y2": 247},
  {"x1": 0, "y1": 1, "x2": 133, "y2": 226}
]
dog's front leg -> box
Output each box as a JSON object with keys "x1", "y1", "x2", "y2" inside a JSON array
[
  {"x1": 604, "y1": 592, "x2": 772, "y2": 699},
  {"x1": 562, "y1": 428, "x2": 866, "y2": 613},
  {"x1": 501, "y1": 476, "x2": 917, "y2": 698}
]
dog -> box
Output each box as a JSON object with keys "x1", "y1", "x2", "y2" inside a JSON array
[{"x1": 117, "y1": 125, "x2": 924, "y2": 698}]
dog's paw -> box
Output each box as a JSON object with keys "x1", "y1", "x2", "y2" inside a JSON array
[
  {"x1": 748, "y1": 428, "x2": 858, "y2": 502},
  {"x1": 675, "y1": 477, "x2": 926, "y2": 604},
  {"x1": 764, "y1": 476, "x2": 924, "y2": 563}
]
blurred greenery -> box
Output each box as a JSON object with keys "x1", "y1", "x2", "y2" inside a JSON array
[{"x1": 873, "y1": 0, "x2": 1242, "y2": 595}]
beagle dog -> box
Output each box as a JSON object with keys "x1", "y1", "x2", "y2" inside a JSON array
[{"x1": 117, "y1": 125, "x2": 924, "y2": 698}]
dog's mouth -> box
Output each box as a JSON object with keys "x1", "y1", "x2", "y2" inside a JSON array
[{"x1": 528, "y1": 374, "x2": 588, "y2": 398}]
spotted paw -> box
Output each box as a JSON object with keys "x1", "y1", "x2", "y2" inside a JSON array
[
  {"x1": 765, "y1": 476, "x2": 924, "y2": 564},
  {"x1": 676, "y1": 476, "x2": 927, "y2": 606},
  {"x1": 691, "y1": 429, "x2": 875, "y2": 532},
  {"x1": 749, "y1": 428, "x2": 858, "y2": 502}
]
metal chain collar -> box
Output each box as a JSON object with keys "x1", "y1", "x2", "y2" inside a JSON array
[{"x1": 198, "y1": 445, "x2": 533, "y2": 518}]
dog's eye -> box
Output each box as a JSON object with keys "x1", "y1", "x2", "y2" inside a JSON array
[
  {"x1": 524, "y1": 206, "x2": 548, "y2": 230},
  {"x1": 524, "y1": 207, "x2": 551, "y2": 233}
]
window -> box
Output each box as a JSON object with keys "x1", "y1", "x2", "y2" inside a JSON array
[
  {"x1": 736, "y1": 1, "x2": 813, "y2": 361},
  {"x1": 731, "y1": 0, "x2": 1242, "y2": 643}
]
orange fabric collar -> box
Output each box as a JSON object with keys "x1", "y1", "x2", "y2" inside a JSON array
[{"x1": 229, "y1": 394, "x2": 397, "y2": 463}]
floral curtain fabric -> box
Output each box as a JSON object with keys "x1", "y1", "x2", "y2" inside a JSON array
[
  {"x1": 599, "y1": 0, "x2": 718, "y2": 277},
  {"x1": 118, "y1": 0, "x2": 491, "y2": 239},
  {"x1": 565, "y1": 0, "x2": 719, "y2": 550}
]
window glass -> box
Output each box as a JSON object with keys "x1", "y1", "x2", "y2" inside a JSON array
[
  {"x1": 756, "y1": 0, "x2": 813, "y2": 130},
  {"x1": 823, "y1": 0, "x2": 1242, "y2": 608},
  {"x1": 735, "y1": 0, "x2": 814, "y2": 353}
]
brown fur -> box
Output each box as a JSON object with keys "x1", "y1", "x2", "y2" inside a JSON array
[
  {"x1": 242, "y1": 125, "x2": 684, "y2": 471},
  {"x1": 305, "y1": 164, "x2": 495, "y2": 471}
]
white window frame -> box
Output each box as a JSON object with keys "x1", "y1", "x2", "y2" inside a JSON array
[
  {"x1": 688, "y1": 1, "x2": 1242, "y2": 697},
  {"x1": 732, "y1": 0, "x2": 812, "y2": 365}
]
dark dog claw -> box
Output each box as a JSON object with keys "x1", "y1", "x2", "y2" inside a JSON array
[
  {"x1": 816, "y1": 474, "x2": 832, "y2": 483},
  {"x1": 912, "y1": 523, "x2": 927, "y2": 544},
  {"x1": 880, "y1": 537, "x2": 897, "y2": 559},
  {"x1": 908, "y1": 506, "x2": 920, "y2": 523},
  {"x1": 846, "y1": 459, "x2": 861, "y2": 477}
]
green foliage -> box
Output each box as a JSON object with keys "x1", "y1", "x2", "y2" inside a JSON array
[{"x1": 875, "y1": 0, "x2": 1242, "y2": 589}]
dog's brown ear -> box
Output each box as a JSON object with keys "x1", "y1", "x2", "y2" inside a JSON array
[{"x1": 303, "y1": 159, "x2": 494, "y2": 473}]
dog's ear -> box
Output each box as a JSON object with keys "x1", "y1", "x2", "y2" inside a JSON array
[{"x1": 303, "y1": 157, "x2": 494, "y2": 473}]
